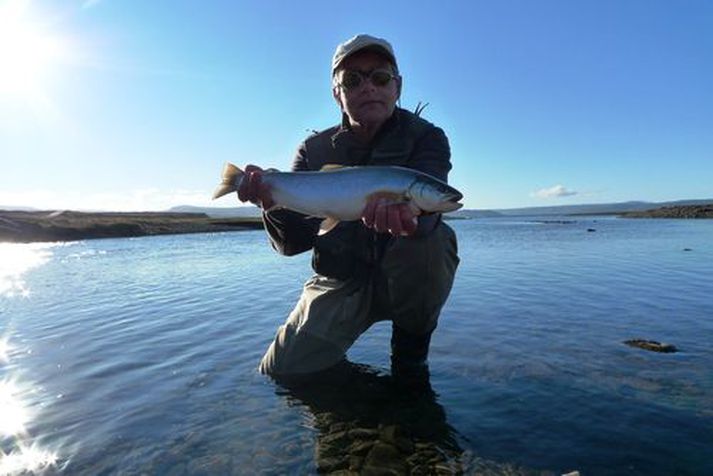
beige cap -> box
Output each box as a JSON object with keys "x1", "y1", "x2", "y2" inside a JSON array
[{"x1": 331, "y1": 34, "x2": 397, "y2": 75}]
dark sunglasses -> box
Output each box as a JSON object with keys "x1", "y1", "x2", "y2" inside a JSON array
[{"x1": 338, "y1": 69, "x2": 398, "y2": 91}]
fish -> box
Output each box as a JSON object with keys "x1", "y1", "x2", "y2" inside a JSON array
[{"x1": 212, "y1": 162, "x2": 463, "y2": 233}]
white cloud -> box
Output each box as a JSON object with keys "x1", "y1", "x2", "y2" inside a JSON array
[{"x1": 532, "y1": 184, "x2": 578, "y2": 199}]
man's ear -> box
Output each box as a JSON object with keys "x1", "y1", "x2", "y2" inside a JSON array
[{"x1": 396, "y1": 76, "x2": 403, "y2": 100}]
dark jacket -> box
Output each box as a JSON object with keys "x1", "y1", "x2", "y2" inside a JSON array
[{"x1": 262, "y1": 108, "x2": 452, "y2": 280}]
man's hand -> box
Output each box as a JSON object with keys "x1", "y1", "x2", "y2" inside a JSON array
[
  {"x1": 361, "y1": 197, "x2": 419, "y2": 236},
  {"x1": 237, "y1": 165, "x2": 274, "y2": 209}
]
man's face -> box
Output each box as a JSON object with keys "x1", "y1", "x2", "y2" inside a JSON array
[{"x1": 333, "y1": 50, "x2": 400, "y2": 129}]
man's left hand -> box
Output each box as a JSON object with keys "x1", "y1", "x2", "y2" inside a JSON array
[{"x1": 361, "y1": 197, "x2": 419, "y2": 236}]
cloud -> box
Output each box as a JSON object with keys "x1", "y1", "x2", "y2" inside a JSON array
[{"x1": 532, "y1": 184, "x2": 578, "y2": 199}]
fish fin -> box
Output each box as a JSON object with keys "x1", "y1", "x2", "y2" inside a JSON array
[
  {"x1": 318, "y1": 217, "x2": 340, "y2": 235},
  {"x1": 212, "y1": 184, "x2": 235, "y2": 200},
  {"x1": 320, "y1": 163, "x2": 347, "y2": 172},
  {"x1": 212, "y1": 162, "x2": 244, "y2": 200}
]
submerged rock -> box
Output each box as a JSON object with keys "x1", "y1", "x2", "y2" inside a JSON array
[{"x1": 624, "y1": 339, "x2": 678, "y2": 353}]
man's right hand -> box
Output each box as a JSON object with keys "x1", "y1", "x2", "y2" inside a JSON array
[{"x1": 237, "y1": 165, "x2": 275, "y2": 209}]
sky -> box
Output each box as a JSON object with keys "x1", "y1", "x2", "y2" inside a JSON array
[{"x1": 1, "y1": 0, "x2": 711, "y2": 211}]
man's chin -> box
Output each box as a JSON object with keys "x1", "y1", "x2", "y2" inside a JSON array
[{"x1": 354, "y1": 105, "x2": 391, "y2": 123}]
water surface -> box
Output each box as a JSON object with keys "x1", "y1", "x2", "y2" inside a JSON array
[{"x1": 1, "y1": 217, "x2": 712, "y2": 475}]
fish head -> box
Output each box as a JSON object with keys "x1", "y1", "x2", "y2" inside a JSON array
[{"x1": 408, "y1": 175, "x2": 463, "y2": 213}]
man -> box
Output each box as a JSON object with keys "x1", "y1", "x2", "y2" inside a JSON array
[{"x1": 237, "y1": 34, "x2": 459, "y2": 379}]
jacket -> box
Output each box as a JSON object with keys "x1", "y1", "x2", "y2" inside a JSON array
[{"x1": 262, "y1": 107, "x2": 452, "y2": 280}]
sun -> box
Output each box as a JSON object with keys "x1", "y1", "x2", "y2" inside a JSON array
[{"x1": 0, "y1": 0, "x2": 67, "y2": 100}]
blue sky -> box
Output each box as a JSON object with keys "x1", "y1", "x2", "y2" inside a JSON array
[{"x1": 1, "y1": 0, "x2": 711, "y2": 210}]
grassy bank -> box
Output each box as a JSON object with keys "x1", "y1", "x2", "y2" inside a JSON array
[
  {"x1": 0, "y1": 210, "x2": 264, "y2": 243},
  {"x1": 621, "y1": 204, "x2": 713, "y2": 218}
]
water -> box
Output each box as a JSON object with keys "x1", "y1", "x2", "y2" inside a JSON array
[{"x1": 1, "y1": 217, "x2": 712, "y2": 475}]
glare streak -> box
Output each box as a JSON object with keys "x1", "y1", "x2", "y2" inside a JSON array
[
  {"x1": 0, "y1": 444, "x2": 58, "y2": 475},
  {"x1": 0, "y1": 243, "x2": 53, "y2": 297}
]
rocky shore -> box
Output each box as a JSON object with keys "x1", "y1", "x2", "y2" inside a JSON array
[
  {"x1": 621, "y1": 204, "x2": 713, "y2": 218},
  {"x1": 0, "y1": 210, "x2": 264, "y2": 243}
]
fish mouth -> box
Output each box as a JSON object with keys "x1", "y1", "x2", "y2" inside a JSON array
[
  {"x1": 449, "y1": 190, "x2": 463, "y2": 203},
  {"x1": 442, "y1": 190, "x2": 463, "y2": 211},
  {"x1": 443, "y1": 200, "x2": 463, "y2": 212}
]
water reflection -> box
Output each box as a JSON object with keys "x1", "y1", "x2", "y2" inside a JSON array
[
  {"x1": 0, "y1": 335, "x2": 61, "y2": 474},
  {"x1": 272, "y1": 361, "x2": 464, "y2": 474},
  {"x1": 0, "y1": 243, "x2": 54, "y2": 297},
  {"x1": 274, "y1": 361, "x2": 549, "y2": 474}
]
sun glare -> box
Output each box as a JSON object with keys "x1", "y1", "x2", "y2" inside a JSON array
[
  {"x1": 0, "y1": 0, "x2": 68, "y2": 100},
  {"x1": 0, "y1": 443, "x2": 58, "y2": 474},
  {"x1": 0, "y1": 379, "x2": 32, "y2": 438},
  {"x1": 0, "y1": 243, "x2": 53, "y2": 297}
]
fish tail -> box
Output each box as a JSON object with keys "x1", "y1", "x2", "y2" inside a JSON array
[{"x1": 212, "y1": 162, "x2": 244, "y2": 200}]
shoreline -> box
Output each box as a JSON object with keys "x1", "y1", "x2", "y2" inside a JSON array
[
  {"x1": 620, "y1": 204, "x2": 713, "y2": 218},
  {"x1": 0, "y1": 210, "x2": 264, "y2": 243},
  {"x1": 3, "y1": 204, "x2": 712, "y2": 244}
]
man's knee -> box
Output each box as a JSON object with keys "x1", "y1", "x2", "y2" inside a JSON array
[{"x1": 259, "y1": 323, "x2": 349, "y2": 377}]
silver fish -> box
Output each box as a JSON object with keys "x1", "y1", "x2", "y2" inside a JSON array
[{"x1": 212, "y1": 163, "x2": 463, "y2": 233}]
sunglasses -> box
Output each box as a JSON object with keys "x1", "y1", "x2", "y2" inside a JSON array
[{"x1": 338, "y1": 69, "x2": 398, "y2": 91}]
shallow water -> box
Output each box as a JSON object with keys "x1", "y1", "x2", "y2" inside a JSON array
[{"x1": 1, "y1": 217, "x2": 712, "y2": 475}]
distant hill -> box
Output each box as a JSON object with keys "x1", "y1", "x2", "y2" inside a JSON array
[
  {"x1": 622, "y1": 203, "x2": 713, "y2": 218},
  {"x1": 456, "y1": 199, "x2": 713, "y2": 218},
  {"x1": 169, "y1": 205, "x2": 262, "y2": 218},
  {"x1": 0, "y1": 205, "x2": 38, "y2": 212},
  {"x1": 447, "y1": 209, "x2": 504, "y2": 218},
  {"x1": 170, "y1": 199, "x2": 713, "y2": 219}
]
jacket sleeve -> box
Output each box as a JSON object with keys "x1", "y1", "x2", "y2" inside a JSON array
[
  {"x1": 409, "y1": 126, "x2": 452, "y2": 182},
  {"x1": 409, "y1": 126, "x2": 453, "y2": 236},
  {"x1": 262, "y1": 142, "x2": 320, "y2": 256}
]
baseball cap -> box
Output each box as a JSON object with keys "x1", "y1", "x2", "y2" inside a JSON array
[{"x1": 331, "y1": 34, "x2": 397, "y2": 75}]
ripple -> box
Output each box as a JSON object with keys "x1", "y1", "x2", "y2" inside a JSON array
[{"x1": 3, "y1": 221, "x2": 713, "y2": 474}]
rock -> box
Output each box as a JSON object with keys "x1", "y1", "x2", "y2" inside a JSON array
[
  {"x1": 349, "y1": 440, "x2": 375, "y2": 456},
  {"x1": 434, "y1": 462, "x2": 457, "y2": 475},
  {"x1": 321, "y1": 430, "x2": 349, "y2": 446},
  {"x1": 348, "y1": 455, "x2": 364, "y2": 471},
  {"x1": 362, "y1": 442, "x2": 408, "y2": 475},
  {"x1": 624, "y1": 339, "x2": 678, "y2": 353},
  {"x1": 330, "y1": 422, "x2": 349, "y2": 433},
  {"x1": 379, "y1": 424, "x2": 401, "y2": 443},
  {"x1": 348, "y1": 428, "x2": 379, "y2": 440},
  {"x1": 393, "y1": 436, "x2": 414, "y2": 454},
  {"x1": 316, "y1": 456, "x2": 349, "y2": 473},
  {"x1": 410, "y1": 464, "x2": 431, "y2": 476}
]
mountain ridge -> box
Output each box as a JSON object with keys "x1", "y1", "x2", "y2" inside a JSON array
[{"x1": 170, "y1": 198, "x2": 713, "y2": 218}]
